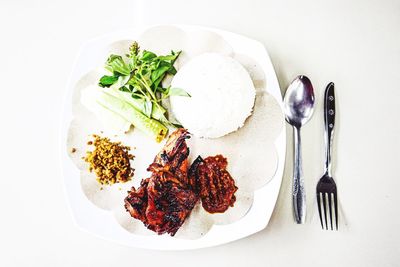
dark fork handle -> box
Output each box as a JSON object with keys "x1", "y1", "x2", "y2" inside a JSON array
[{"x1": 324, "y1": 83, "x2": 335, "y2": 176}]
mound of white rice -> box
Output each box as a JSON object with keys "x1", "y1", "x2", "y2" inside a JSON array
[{"x1": 170, "y1": 53, "x2": 256, "y2": 138}]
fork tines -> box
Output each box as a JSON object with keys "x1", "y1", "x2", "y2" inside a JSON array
[{"x1": 316, "y1": 187, "x2": 338, "y2": 230}]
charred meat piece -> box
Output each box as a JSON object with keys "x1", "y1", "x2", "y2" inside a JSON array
[
  {"x1": 145, "y1": 171, "x2": 198, "y2": 235},
  {"x1": 191, "y1": 155, "x2": 238, "y2": 213},
  {"x1": 124, "y1": 129, "x2": 198, "y2": 236},
  {"x1": 153, "y1": 128, "x2": 190, "y2": 184},
  {"x1": 124, "y1": 178, "x2": 149, "y2": 222},
  {"x1": 188, "y1": 155, "x2": 204, "y2": 191}
]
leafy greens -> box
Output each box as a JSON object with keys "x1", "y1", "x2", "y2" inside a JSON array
[{"x1": 97, "y1": 42, "x2": 189, "y2": 139}]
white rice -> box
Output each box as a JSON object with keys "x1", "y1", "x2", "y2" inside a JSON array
[{"x1": 170, "y1": 53, "x2": 256, "y2": 138}]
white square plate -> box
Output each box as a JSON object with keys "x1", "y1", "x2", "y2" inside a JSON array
[{"x1": 60, "y1": 25, "x2": 286, "y2": 250}]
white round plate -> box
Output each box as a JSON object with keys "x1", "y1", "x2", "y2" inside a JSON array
[{"x1": 60, "y1": 25, "x2": 286, "y2": 250}]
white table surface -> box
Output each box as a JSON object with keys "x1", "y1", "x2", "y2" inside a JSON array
[{"x1": 1, "y1": 0, "x2": 399, "y2": 266}]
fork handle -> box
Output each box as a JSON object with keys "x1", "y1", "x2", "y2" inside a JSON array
[
  {"x1": 324, "y1": 83, "x2": 335, "y2": 176},
  {"x1": 293, "y1": 126, "x2": 306, "y2": 224}
]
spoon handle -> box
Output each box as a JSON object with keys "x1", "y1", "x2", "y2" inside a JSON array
[
  {"x1": 293, "y1": 126, "x2": 306, "y2": 224},
  {"x1": 324, "y1": 82, "x2": 335, "y2": 176}
]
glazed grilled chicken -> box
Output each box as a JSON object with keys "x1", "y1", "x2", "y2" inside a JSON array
[
  {"x1": 125, "y1": 129, "x2": 238, "y2": 235},
  {"x1": 153, "y1": 128, "x2": 190, "y2": 184},
  {"x1": 125, "y1": 129, "x2": 198, "y2": 236}
]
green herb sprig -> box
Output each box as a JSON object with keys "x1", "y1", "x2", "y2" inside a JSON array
[{"x1": 98, "y1": 42, "x2": 189, "y2": 128}]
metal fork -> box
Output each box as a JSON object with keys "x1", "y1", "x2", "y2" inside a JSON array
[{"x1": 316, "y1": 82, "x2": 338, "y2": 230}]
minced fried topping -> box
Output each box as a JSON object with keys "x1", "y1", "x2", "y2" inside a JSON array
[{"x1": 85, "y1": 135, "x2": 134, "y2": 185}]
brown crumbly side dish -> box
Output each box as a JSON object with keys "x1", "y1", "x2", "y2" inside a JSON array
[{"x1": 85, "y1": 135, "x2": 135, "y2": 185}]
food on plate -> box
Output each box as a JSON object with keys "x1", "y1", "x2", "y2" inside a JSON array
[
  {"x1": 65, "y1": 25, "x2": 287, "y2": 243},
  {"x1": 170, "y1": 53, "x2": 256, "y2": 138},
  {"x1": 124, "y1": 129, "x2": 198, "y2": 236},
  {"x1": 124, "y1": 129, "x2": 238, "y2": 235},
  {"x1": 190, "y1": 155, "x2": 237, "y2": 213},
  {"x1": 85, "y1": 135, "x2": 135, "y2": 185},
  {"x1": 81, "y1": 86, "x2": 168, "y2": 142},
  {"x1": 81, "y1": 42, "x2": 190, "y2": 142}
]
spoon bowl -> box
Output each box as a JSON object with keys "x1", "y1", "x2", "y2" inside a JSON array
[{"x1": 284, "y1": 75, "x2": 315, "y2": 128}]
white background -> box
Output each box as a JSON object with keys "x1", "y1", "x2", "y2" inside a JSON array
[{"x1": 1, "y1": 0, "x2": 399, "y2": 266}]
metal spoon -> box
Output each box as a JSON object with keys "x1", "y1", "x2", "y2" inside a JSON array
[{"x1": 284, "y1": 75, "x2": 315, "y2": 224}]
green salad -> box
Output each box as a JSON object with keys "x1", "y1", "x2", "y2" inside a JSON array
[{"x1": 85, "y1": 42, "x2": 189, "y2": 142}]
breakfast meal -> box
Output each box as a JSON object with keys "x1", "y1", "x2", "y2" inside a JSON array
[
  {"x1": 170, "y1": 53, "x2": 256, "y2": 138},
  {"x1": 124, "y1": 129, "x2": 237, "y2": 236}
]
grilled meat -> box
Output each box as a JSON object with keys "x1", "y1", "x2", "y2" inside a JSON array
[
  {"x1": 124, "y1": 178, "x2": 149, "y2": 222},
  {"x1": 145, "y1": 171, "x2": 198, "y2": 235},
  {"x1": 125, "y1": 129, "x2": 239, "y2": 235},
  {"x1": 190, "y1": 155, "x2": 238, "y2": 213},
  {"x1": 153, "y1": 128, "x2": 190, "y2": 185},
  {"x1": 124, "y1": 129, "x2": 198, "y2": 236}
]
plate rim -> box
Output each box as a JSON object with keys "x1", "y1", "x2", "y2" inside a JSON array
[{"x1": 60, "y1": 24, "x2": 286, "y2": 250}]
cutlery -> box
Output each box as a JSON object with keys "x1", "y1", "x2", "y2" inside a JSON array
[
  {"x1": 284, "y1": 75, "x2": 315, "y2": 224},
  {"x1": 316, "y1": 82, "x2": 338, "y2": 230}
]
